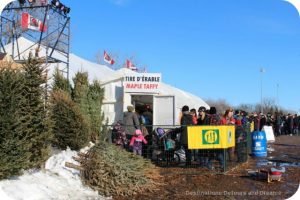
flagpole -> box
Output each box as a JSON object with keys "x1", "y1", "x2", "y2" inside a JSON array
[
  {"x1": 276, "y1": 83, "x2": 279, "y2": 108},
  {"x1": 260, "y1": 68, "x2": 265, "y2": 114}
]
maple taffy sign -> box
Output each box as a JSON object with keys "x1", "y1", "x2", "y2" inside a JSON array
[{"x1": 123, "y1": 73, "x2": 161, "y2": 93}]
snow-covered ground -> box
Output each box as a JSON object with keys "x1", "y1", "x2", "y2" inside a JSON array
[{"x1": 0, "y1": 144, "x2": 109, "y2": 200}]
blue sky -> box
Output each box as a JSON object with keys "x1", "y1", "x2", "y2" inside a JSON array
[{"x1": 65, "y1": 0, "x2": 299, "y2": 112}]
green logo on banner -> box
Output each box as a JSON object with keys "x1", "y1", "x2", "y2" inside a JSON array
[{"x1": 202, "y1": 129, "x2": 220, "y2": 144}]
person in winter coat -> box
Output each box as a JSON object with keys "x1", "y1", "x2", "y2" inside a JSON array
[
  {"x1": 111, "y1": 121, "x2": 128, "y2": 148},
  {"x1": 220, "y1": 108, "x2": 236, "y2": 162},
  {"x1": 293, "y1": 114, "x2": 299, "y2": 135},
  {"x1": 130, "y1": 129, "x2": 148, "y2": 156},
  {"x1": 209, "y1": 107, "x2": 220, "y2": 125},
  {"x1": 197, "y1": 106, "x2": 211, "y2": 168},
  {"x1": 208, "y1": 107, "x2": 224, "y2": 170},
  {"x1": 190, "y1": 108, "x2": 198, "y2": 125},
  {"x1": 190, "y1": 108, "x2": 198, "y2": 161},
  {"x1": 220, "y1": 108, "x2": 236, "y2": 125},
  {"x1": 275, "y1": 112, "x2": 282, "y2": 136},
  {"x1": 287, "y1": 114, "x2": 294, "y2": 135},
  {"x1": 123, "y1": 105, "x2": 140, "y2": 141},
  {"x1": 253, "y1": 113, "x2": 260, "y2": 131},
  {"x1": 197, "y1": 106, "x2": 210, "y2": 125},
  {"x1": 180, "y1": 105, "x2": 194, "y2": 166},
  {"x1": 259, "y1": 113, "x2": 267, "y2": 131},
  {"x1": 234, "y1": 110, "x2": 242, "y2": 125}
]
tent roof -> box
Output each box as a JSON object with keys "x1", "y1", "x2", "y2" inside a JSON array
[
  {"x1": 4, "y1": 37, "x2": 119, "y2": 82},
  {"x1": 3, "y1": 37, "x2": 209, "y2": 109},
  {"x1": 115, "y1": 68, "x2": 209, "y2": 109}
]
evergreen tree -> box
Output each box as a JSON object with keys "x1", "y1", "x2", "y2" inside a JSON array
[
  {"x1": 87, "y1": 81, "x2": 105, "y2": 142},
  {"x1": 73, "y1": 73, "x2": 106, "y2": 142},
  {"x1": 52, "y1": 68, "x2": 72, "y2": 96},
  {"x1": 21, "y1": 56, "x2": 52, "y2": 168},
  {"x1": 0, "y1": 66, "x2": 31, "y2": 179},
  {"x1": 50, "y1": 70, "x2": 106, "y2": 148},
  {"x1": 50, "y1": 90, "x2": 90, "y2": 150},
  {"x1": 72, "y1": 72, "x2": 91, "y2": 139},
  {"x1": 72, "y1": 72, "x2": 90, "y2": 116}
]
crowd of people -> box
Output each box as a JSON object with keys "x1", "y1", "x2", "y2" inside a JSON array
[
  {"x1": 111, "y1": 105, "x2": 152, "y2": 156},
  {"x1": 258, "y1": 112, "x2": 300, "y2": 136},
  {"x1": 111, "y1": 104, "x2": 300, "y2": 170}
]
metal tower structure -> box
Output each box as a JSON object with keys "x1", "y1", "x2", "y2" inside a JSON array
[{"x1": 0, "y1": 0, "x2": 70, "y2": 79}]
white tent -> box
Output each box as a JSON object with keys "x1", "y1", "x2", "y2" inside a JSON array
[
  {"x1": 3, "y1": 37, "x2": 209, "y2": 125},
  {"x1": 102, "y1": 68, "x2": 209, "y2": 125}
]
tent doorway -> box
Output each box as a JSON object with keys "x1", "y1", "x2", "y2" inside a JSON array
[
  {"x1": 131, "y1": 94, "x2": 175, "y2": 126},
  {"x1": 131, "y1": 95, "x2": 153, "y2": 116},
  {"x1": 131, "y1": 94, "x2": 153, "y2": 133}
]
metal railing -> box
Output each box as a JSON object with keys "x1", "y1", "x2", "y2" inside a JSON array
[{"x1": 104, "y1": 123, "x2": 252, "y2": 173}]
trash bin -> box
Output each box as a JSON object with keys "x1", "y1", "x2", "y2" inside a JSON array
[{"x1": 251, "y1": 131, "x2": 267, "y2": 157}]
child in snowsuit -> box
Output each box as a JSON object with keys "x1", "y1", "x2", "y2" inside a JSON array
[{"x1": 130, "y1": 129, "x2": 148, "y2": 156}]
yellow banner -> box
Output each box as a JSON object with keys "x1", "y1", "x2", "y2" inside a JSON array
[
  {"x1": 187, "y1": 126, "x2": 235, "y2": 149},
  {"x1": 250, "y1": 122, "x2": 254, "y2": 132}
]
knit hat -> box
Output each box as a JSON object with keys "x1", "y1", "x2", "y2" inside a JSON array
[
  {"x1": 198, "y1": 106, "x2": 206, "y2": 112},
  {"x1": 210, "y1": 107, "x2": 217, "y2": 115},
  {"x1": 127, "y1": 105, "x2": 134, "y2": 112},
  {"x1": 135, "y1": 129, "x2": 142, "y2": 135},
  {"x1": 182, "y1": 105, "x2": 189, "y2": 112}
]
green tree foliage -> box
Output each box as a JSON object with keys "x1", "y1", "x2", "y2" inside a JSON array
[
  {"x1": 50, "y1": 90, "x2": 90, "y2": 150},
  {"x1": 72, "y1": 72, "x2": 90, "y2": 115},
  {"x1": 52, "y1": 68, "x2": 72, "y2": 96},
  {"x1": 20, "y1": 56, "x2": 53, "y2": 168},
  {"x1": 0, "y1": 66, "x2": 31, "y2": 179},
  {"x1": 51, "y1": 69, "x2": 106, "y2": 148},
  {"x1": 72, "y1": 72, "x2": 106, "y2": 143},
  {"x1": 81, "y1": 141, "x2": 161, "y2": 197},
  {"x1": 87, "y1": 81, "x2": 105, "y2": 142},
  {"x1": 0, "y1": 56, "x2": 52, "y2": 178},
  {"x1": 72, "y1": 72, "x2": 91, "y2": 137}
]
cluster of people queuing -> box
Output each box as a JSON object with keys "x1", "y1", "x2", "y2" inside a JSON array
[
  {"x1": 111, "y1": 104, "x2": 153, "y2": 156},
  {"x1": 178, "y1": 105, "x2": 241, "y2": 170},
  {"x1": 255, "y1": 112, "x2": 300, "y2": 136},
  {"x1": 111, "y1": 103, "x2": 299, "y2": 170}
]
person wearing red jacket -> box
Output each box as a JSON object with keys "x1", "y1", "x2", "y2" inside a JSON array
[
  {"x1": 220, "y1": 108, "x2": 236, "y2": 162},
  {"x1": 220, "y1": 108, "x2": 236, "y2": 125},
  {"x1": 190, "y1": 108, "x2": 198, "y2": 125}
]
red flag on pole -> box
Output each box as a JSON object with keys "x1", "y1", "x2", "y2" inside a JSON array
[
  {"x1": 103, "y1": 51, "x2": 115, "y2": 65},
  {"x1": 126, "y1": 59, "x2": 137, "y2": 71},
  {"x1": 21, "y1": 12, "x2": 47, "y2": 32}
]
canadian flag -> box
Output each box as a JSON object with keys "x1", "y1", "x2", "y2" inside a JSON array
[
  {"x1": 103, "y1": 51, "x2": 115, "y2": 65},
  {"x1": 21, "y1": 12, "x2": 47, "y2": 32},
  {"x1": 126, "y1": 59, "x2": 137, "y2": 71}
]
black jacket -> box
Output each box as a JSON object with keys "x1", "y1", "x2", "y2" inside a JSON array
[
  {"x1": 180, "y1": 112, "x2": 194, "y2": 145},
  {"x1": 197, "y1": 114, "x2": 210, "y2": 125}
]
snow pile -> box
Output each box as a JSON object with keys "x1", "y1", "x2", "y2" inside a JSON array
[{"x1": 0, "y1": 144, "x2": 109, "y2": 200}]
